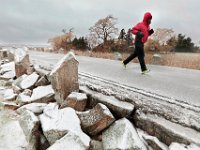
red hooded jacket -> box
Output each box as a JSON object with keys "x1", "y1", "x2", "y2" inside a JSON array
[{"x1": 131, "y1": 12, "x2": 152, "y2": 43}]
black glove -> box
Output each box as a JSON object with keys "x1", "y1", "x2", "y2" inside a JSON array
[{"x1": 149, "y1": 29, "x2": 154, "y2": 35}]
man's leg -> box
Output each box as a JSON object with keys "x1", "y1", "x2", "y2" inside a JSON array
[
  {"x1": 136, "y1": 45, "x2": 147, "y2": 72},
  {"x1": 123, "y1": 51, "x2": 137, "y2": 65},
  {"x1": 137, "y1": 55, "x2": 147, "y2": 72}
]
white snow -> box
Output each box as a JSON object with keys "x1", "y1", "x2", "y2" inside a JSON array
[
  {"x1": 0, "y1": 61, "x2": 15, "y2": 72},
  {"x1": 39, "y1": 103, "x2": 88, "y2": 144},
  {"x1": 20, "y1": 72, "x2": 39, "y2": 89},
  {"x1": 0, "y1": 88, "x2": 16, "y2": 101},
  {"x1": 99, "y1": 103, "x2": 114, "y2": 117},
  {"x1": 17, "y1": 103, "x2": 47, "y2": 114},
  {"x1": 12, "y1": 74, "x2": 28, "y2": 88},
  {"x1": 14, "y1": 47, "x2": 28, "y2": 63},
  {"x1": 50, "y1": 51, "x2": 78, "y2": 76},
  {"x1": 137, "y1": 128, "x2": 168, "y2": 150},
  {"x1": 41, "y1": 105, "x2": 81, "y2": 132},
  {"x1": 30, "y1": 85, "x2": 54, "y2": 101},
  {"x1": 16, "y1": 93, "x2": 31, "y2": 105},
  {"x1": 102, "y1": 118, "x2": 147, "y2": 150},
  {"x1": 139, "y1": 113, "x2": 200, "y2": 145},
  {"x1": 0, "y1": 62, "x2": 15, "y2": 79},
  {"x1": 0, "y1": 110, "x2": 27, "y2": 150},
  {"x1": 169, "y1": 142, "x2": 200, "y2": 150},
  {"x1": 47, "y1": 131, "x2": 90, "y2": 150},
  {"x1": 0, "y1": 70, "x2": 16, "y2": 79},
  {"x1": 68, "y1": 92, "x2": 87, "y2": 100}
]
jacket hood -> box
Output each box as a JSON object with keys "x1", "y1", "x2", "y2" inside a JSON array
[{"x1": 143, "y1": 12, "x2": 152, "y2": 26}]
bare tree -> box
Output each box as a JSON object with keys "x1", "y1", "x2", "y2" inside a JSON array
[
  {"x1": 48, "y1": 30, "x2": 75, "y2": 50},
  {"x1": 89, "y1": 15, "x2": 118, "y2": 44},
  {"x1": 86, "y1": 33, "x2": 101, "y2": 49},
  {"x1": 151, "y1": 28, "x2": 175, "y2": 45}
]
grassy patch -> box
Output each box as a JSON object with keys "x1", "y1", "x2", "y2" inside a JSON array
[{"x1": 74, "y1": 50, "x2": 200, "y2": 70}]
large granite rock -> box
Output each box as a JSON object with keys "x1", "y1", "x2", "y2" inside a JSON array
[
  {"x1": 93, "y1": 92, "x2": 134, "y2": 118},
  {"x1": 30, "y1": 85, "x2": 55, "y2": 103},
  {"x1": 102, "y1": 118, "x2": 147, "y2": 150},
  {"x1": 12, "y1": 74, "x2": 27, "y2": 88},
  {"x1": 0, "y1": 88, "x2": 17, "y2": 101},
  {"x1": 0, "y1": 62, "x2": 16, "y2": 80},
  {"x1": 19, "y1": 110, "x2": 40, "y2": 150},
  {"x1": 137, "y1": 129, "x2": 168, "y2": 150},
  {"x1": 169, "y1": 142, "x2": 200, "y2": 150},
  {"x1": 14, "y1": 48, "x2": 30, "y2": 78},
  {"x1": 77, "y1": 103, "x2": 115, "y2": 135},
  {"x1": 89, "y1": 140, "x2": 103, "y2": 150},
  {"x1": 19, "y1": 72, "x2": 39, "y2": 89},
  {"x1": 0, "y1": 110, "x2": 27, "y2": 150},
  {"x1": 47, "y1": 131, "x2": 90, "y2": 150},
  {"x1": 39, "y1": 103, "x2": 89, "y2": 145},
  {"x1": 35, "y1": 76, "x2": 50, "y2": 87},
  {"x1": 0, "y1": 101, "x2": 20, "y2": 110},
  {"x1": 61, "y1": 92, "x2": 87, "y2": 111},
  {"x1": 16, "y1": 89, "x2": 32, "y2": 105},
  {"x1": 80, "y1": 86, "x2": 134, "y2": 118},
  {"x1": 49, "y1": 52, "x2": 79, "y2": 106},
  {"x1": 17, "y1": 103, "x2": 47, "y2": 115},
  {"x1": 135, "y1": 111, "x2": 200, "y2": 146}
]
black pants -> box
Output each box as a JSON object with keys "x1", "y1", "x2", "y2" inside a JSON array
[{"x1": 123, "y1": 43, "x2": 147, "y2": 71}]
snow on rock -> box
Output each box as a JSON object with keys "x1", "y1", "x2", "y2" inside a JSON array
[
  {"x1": 135, "y1": 111, "x2": 200, "y2": 146},
  {"x1": 12, "y1": 74, "x2": 28, "y2": 88},
  {"x1": 61, "y1": 92, "x2": 87, "y2": 111},
  {"x1": 0, "y1": 120, "x2": 28, "y2": 150},
  {"x1": 49, "y1": 51, "x2": 79, "y2": 106},
  {"x1": 102, "y1": 118, "x2": 147, "y2": 150},
  {"x1": 30, "y1": 85, "x2": 55, "y2": 103},
  {"x1": 19, "y1": 110, "x2": 40, "y2": 150},
  {"x1": 0, "y1": 61, "x2": 15, "y2": 73},
  {"x1": 39, "y1": 103, "x2": 89, "y2": 145},
  {"x1": 90, "y1": 140, "x2": 103, "y2": 150},
  {"x1": 47, "y1": 131, "x2": 90, "y2": 150},
  {"x1": 33, "y1": 64, "x2": 50, "y2": 77},
  {"x1": 0, "y1": 101, "x2": 20, "y2": 110},
  {"x1": 77, "y1": 103, "x2": 115, "y2": 135},
  {"x1": 14, "y1": 47, "x2": 30, "y2": 78},
  {"x1": 20, "y1": 72, "x2": 39, "y2": 89},
  {"x1": 93, "y1": 92, "x2": 134, "y2": 118},
  {"x1": 14, "y1": 47, "x2": 29, "y2": 63},
  {"x1": 0, "y1": 61, "x2": 15, "y2": 80},
  {"x1": 0, "y1": 70, "x2": 16, "y2": 80},
  {"x1": 50, "y1": 51, "x2": 77, "y2": 75},
  {"x1": 80, "y1": 86, "x2": 134, "y2": 118},
  {"x1": 39, "y1": 133, "x2": 50, "y2": 150},
  {"x1": 137, "y1": 129, "x2": 168, "y2": 150},
  {"x1": 17, "y1": 103, "x2": 47, "y2": 114},
  {"x1": 35, "y1": 76, "x2": 50, "y2": 87},
  {"x1": 0, "y1": 88, "x2": 17, "y2": 101},
  {"x1": 16, "y1": 89, "x2": 32, "y2": 105},
  {"x1": 0, "y1": 110, "x2": 27, "y2": 150},
  {"x1": 169, "y1": 142, "x2": 200, "y2": 150}
]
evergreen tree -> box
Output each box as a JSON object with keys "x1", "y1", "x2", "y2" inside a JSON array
[
  {"x1": 72, "y1": 37, "x2": 88, "y2": 50},
  {"x1": 175, "y1": 34, "x2": 194, "y2": 52}
]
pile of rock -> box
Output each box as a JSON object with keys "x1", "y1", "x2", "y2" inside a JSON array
[{"x1": 0, "y1": 48, "x2": 199, "y2": 150}]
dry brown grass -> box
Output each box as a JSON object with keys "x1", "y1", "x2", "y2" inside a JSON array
[
  {"x1": 160, "y1": 53, "x2": 200, "y2": 70},
  {"x1": 74, "y1": 50, "x2": 200, "y2": 70}
]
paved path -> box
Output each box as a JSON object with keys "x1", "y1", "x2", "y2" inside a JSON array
[{"x1": 29, "y1": 51, "x2": 200, "y2": 108}]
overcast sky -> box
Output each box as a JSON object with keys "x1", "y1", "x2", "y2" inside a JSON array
[{"x1": 0, "y1": 0, "x2": 200, "y2": 45}]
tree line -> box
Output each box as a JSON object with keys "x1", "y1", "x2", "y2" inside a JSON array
[{"x1": 48, "y1": 15, "x2": 199, "y2": 53}]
